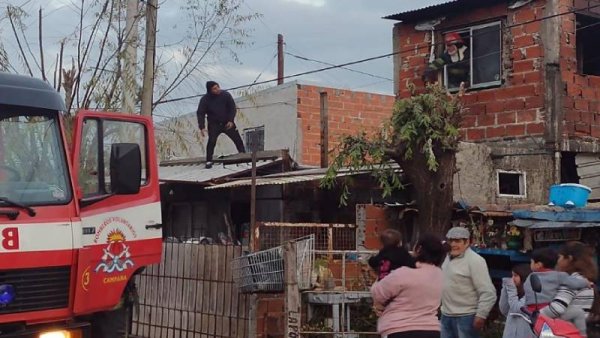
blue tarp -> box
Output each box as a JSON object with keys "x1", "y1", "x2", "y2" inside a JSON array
[{"x1": 513, "y1": 209, "x2": 600, "y2": 222}]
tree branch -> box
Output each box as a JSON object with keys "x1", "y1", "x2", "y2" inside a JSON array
[
  {"x1": 7, "y1": 6, "x2": 33, "y2": 76},
  {"x1": 38, "y1": 7, "x2": 46, "y2": 81},
  {"x1": 82, "y1": 0, "x2": 115, "y2": 108}
]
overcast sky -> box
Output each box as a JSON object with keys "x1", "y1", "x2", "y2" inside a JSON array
[{"x1": 3, "y1": 0, "x2": 445, "y2": 116}]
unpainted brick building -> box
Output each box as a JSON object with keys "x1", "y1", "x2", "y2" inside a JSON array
[{"x1": 386, "y1": 0, "x2": 600, "y2": 205}]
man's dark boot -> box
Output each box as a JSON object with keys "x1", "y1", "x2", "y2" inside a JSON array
[{"x1": 205, "y1": 161, "x2": 213, "y2": 169}]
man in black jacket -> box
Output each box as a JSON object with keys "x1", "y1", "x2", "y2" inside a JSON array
[{"x1": 197, "y1": 81, "x2": 245, "y2": 169}]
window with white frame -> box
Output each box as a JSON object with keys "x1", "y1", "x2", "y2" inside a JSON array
[
  {"x1": 497, "y1": 170, "x2": 526, "y2": 197},
  {"x1": 443, "y1": 22, "x2": 502, "y2": 90}
]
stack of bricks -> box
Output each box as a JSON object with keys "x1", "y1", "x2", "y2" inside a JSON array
[
  {"x1": 296, "y1": 84, "x2": 396, "y2": 166},
  {"x1": 395, "y1": 0, "x2": 548, "y2": 142}
]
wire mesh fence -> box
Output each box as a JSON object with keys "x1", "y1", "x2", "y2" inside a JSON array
[
  {"x1": 302, "y1": 250, "x2": 379, "y2": 338},
  {"x1": 257, "y1": 222, "x2": 357, "y2": 251}
]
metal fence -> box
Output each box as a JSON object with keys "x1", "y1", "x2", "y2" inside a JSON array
[
  {"x1": 257, "y1": 222, "x2": 356, "y2": 251},
  {"x1": 131, "y1": 243, "x2": 251, "y2": 338},
  {"x1": 302, "y1": 249, "x2": 379, "y2": 338}
]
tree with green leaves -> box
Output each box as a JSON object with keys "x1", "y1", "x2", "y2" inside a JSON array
[{"x1": 322, "y1": 84, "x2": 464, "y2": 236}]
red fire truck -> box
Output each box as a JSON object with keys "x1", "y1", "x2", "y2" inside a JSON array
[{"x1": 0, "y1": 72, "x2": 162, "y2": 337}]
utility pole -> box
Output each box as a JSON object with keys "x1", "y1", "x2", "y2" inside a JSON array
[
  {"x1": 277, "y1": 34, "x2": 284, "y2": 85},
  {"x1": 123, "y1": 0, "x2": 139, "y2": 114},
  {"x1": 319, "y1": 91, "x2": 329, "y2": 168},
  {"x1": 141, "y1": 0, "x2": 157, "y2": 116}
]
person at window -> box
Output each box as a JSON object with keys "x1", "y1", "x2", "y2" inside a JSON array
[
  {"x1": 197, "y1": 81, "x2": 245, "y2": 169},
  {"x1": 423, "y1": 32, "x2": 470, "y2": 88}
]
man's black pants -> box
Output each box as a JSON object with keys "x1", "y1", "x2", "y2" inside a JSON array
[{"x1": 206, "y1": 122, "x2": 245, "y2": 162}]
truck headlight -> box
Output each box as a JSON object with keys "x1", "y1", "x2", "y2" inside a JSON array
[{"x1": 39, "y1": 330, "x2": 70, "y2": 338}]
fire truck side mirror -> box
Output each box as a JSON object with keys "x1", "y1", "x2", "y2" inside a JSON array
[{"x1": 110, "y1": 143, "x2": 141, "y2": 195}]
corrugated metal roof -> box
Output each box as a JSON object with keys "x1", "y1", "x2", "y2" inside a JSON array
[
  {"x1": 159, "y1": 159, "x2": 280, "y2": 184},
  {"x1": 205, "y1": 173, "x2": 327, "y2": 189},
  {"x1": 384, "y1": 0, "x2": 506, "y2": 22},
  {"x1": 205, "y1": 166, "x2": 401, "y2": 189}
]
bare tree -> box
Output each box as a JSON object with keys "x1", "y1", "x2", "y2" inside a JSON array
[{"x1": 1, "y1": 0, "x2": 259, "y2": 117}]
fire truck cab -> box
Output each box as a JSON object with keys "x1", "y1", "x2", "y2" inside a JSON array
[{"x1": 0, "y1": 72, "x2": 162, "y2": 337}]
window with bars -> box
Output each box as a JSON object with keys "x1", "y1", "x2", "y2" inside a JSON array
[{"x1": 244, "y1": 126, "x2": 265, "y2": 152}]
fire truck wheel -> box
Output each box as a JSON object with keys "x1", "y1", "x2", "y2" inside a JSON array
[{"x1": 90, "y1": 304, "x2": 128, "y2": 338}]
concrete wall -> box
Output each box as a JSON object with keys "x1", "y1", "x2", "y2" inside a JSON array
[
  {"x1": 454, "y1": 141, "x2": 555, "y2": 205},
  {"x1": 454, "y1": 142, "x2": 495, "y2": 206},
  {"x1": 232, "y1": 83, "x2": 299, "y2": 159},
  {"x1": 155, "y1": 83, "x2": 298, "y2": 161}
]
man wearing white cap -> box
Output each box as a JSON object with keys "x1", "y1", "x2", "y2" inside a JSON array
[{"x1": 441, "y1": 227, "x2": 496, "y2": 338}]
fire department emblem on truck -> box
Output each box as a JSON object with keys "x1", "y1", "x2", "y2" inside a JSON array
[{"x1": 94, "y1": 229, "x2": 134, "y2": 273}]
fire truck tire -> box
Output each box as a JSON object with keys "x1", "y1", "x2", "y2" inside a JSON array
[{"x1": 90, "y1": 305, "x2": 128, "y2": 338}]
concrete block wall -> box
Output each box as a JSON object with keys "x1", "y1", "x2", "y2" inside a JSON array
[{"x1": 296, "y1": 84, "x2": 395, "y2": 166}]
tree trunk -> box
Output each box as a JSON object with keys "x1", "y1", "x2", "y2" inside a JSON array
[{"x1": 395, "y1": 149, "x2": 456, "y2": 238}]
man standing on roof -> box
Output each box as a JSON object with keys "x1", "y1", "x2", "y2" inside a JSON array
[
  {"x1": 423, "y1": 32, "x2": 470, "y2": 88},
  {"x1": 197, "y1": 81, "x2": 245, "y2": 169}
]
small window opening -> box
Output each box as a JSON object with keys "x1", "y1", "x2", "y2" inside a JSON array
[
  {"x1": 497, "y1": 171, "x2": 526, "y2": 197},
  {"x1": 244, "y1": 126, "x2": 265, "y2": 152},
  {"x1": 576, "y1": 14, "x2": 600, "y2": 76},
  {"x1": 561, "y1": 152, "x2": 580, "y2": 184}
]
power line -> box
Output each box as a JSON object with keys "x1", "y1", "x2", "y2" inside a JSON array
[
  {"x1": 249, "y1": 52, "x2": 278, "y2": 88},
  {"x1": 154, "y1": 3, "x2": 600, "y2": 106},
  {"x1": 152, "y1": 100, "x2": 295, "y2": 120},
  {"x1": 286, "y1": 51, "x2": 393, "y2": 82}
]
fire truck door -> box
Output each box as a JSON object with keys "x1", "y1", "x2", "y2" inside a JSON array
[{"x1": 70, "y1": 111, "x2": 162, "y2": 314}]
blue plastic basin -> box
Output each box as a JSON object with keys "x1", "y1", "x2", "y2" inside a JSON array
[{"x1": 549, "y1": 183, "x2": 592, "y2": 208}]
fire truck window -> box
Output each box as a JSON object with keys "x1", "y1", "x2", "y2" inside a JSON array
[
  {"x1": 0, "y1": 113, "x2": 71, "y2": 205},
  {"x1": 102, "y1": 120, "x2": 148, "y2": 193},
  {"x1": 78, "y1": 119, "x2": 101, "y2": 196},
  {"x1": 78, "y1": 119, "x2": 147, "y2": 197}
]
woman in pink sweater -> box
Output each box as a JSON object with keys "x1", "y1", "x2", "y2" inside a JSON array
[{"x1": 370, "y1": 233, "x2": 447, "y2": 338}]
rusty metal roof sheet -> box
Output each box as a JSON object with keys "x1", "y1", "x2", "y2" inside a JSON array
[{"x1": 384, "y1": 0, "x2": 506, "y2": 22}]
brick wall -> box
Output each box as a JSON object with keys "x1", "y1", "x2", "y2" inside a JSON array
[
  {"x1": 296, "y1": 84, "x2": 395, "y2": 166},
  {"x1": 256, "y1": 294, "x2": 285, "y2": 338},
  {"x1": 558, "y1": 0, "x2": 600, "y2": 139},
  {"x1": 394, "y1": 0, "x2": 547, "y2": 142}
]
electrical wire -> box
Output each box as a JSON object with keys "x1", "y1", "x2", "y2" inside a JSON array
[{"x1": 154, "y1": 2, "x2": 600, "y2": 106}]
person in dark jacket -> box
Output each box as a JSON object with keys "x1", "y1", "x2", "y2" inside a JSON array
[
  {"x1": 196, "y1": 81, "x2": 245, "y2": 168},
  {"x1": 368, "y1": 229, "x2": 416, "y2": 281},
  {"x1": 423, "y1": 32, "x2": 470, "y2": 88}
]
